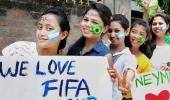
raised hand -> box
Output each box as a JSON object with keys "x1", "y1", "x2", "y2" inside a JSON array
[
  {"x1": 118, "y1": 69, "x2": 129, "y2": 93},
  {"x1": 107, "y1": 67, "x2": 118, "y2": 83},
  {"x1": 106, "y1": 53, "x2": 117, "y2": 83},
  {"x1": 143, "y1": 0, "x2": 150, "y2": 11},
  {"x1": 118, "y1": 69, "x2": 135, "y2": 93},
  {"x1": 143, "y1": 0, "x2": 151, "y2": 21}
]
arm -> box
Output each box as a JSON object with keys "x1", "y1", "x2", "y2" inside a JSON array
[
  {"x1": 143, "y1": 0, "x2": 150, "y2": 22},
  {"x1": 106, "y1": 53, "x2": 117, "y2": 83},
  {"x1": 118, "y1": 55, "x2": 137, "y2": 93},
  {"x1": 118, "y1": 69, "x2": 135, "y2": 93}
]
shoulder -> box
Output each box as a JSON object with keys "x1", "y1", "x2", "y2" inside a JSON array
[
  {"x1": 2, "y1": 41, "x2": 37, "y2": 56},
  {"x1": 94, "y1": 40, "x2": 110, "y2": 56}
]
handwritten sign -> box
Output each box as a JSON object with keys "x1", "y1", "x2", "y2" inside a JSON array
[
  {"x1": 0, "y1": 56, "x2": 112, "y2": 100},
  {"x1": 131, "y1": 71, "x2": 170, "y2": 100}
]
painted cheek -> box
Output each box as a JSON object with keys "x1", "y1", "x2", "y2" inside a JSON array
[
  {"x1": 160, "y1": 23, "x2": 168, "y2": 32},
  {"x1": 90, "y1": 24, "x2": 103, "y2": 36},
  {"x1": 139, "y1": 35, "x2": 146, "y2": 44},
  {"x1": 115, "y1": 31, "x2": 125, "y2": 39},
  {"x1": 48, "y1": 30, "x2": 60, "y2": 42}
]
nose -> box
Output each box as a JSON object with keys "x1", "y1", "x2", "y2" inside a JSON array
[
  {"x1": 156, "y1": 24, "x2": 160, "y2": 28},
  {"x1": 39, "y1": 29, "x2": 47, "y2": 36},
  {"x1": 109, "y1": 32, "x2": 116, "y2": 38},
  {"x1": 85, "y1": 21, "x2": 92, "y2": 27},
  {"x1": 134, "y1": 34, "x2": 139, "y2": 38}
]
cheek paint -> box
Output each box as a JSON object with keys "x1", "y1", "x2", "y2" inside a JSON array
[
  {"x1": 48, "y1": 29, "x2": 60, "y2": 42},
  {"x1": 160, "y1": 23, "x2": 168, "y2": 32},
  {"x1": 90, "y1": 24, "x2": 103, "y2": 36},
  {"x1": 86, "y1": 10, "x2": 98, "y2": 17},
  {"x1": 115, "y1": 31, "x2": 125, "y2": 39},
  {"x1": 139, "y1": 35, "x2": 146, "y2": 44},
  {"x1": 39, "y1": 16, "x2": 49, "y2": 22}
]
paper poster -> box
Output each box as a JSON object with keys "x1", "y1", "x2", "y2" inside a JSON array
[
  {"x1": 0, "y1": 56, "x2": 112, "y2": 100},
  {"x1": 131, "y1": 71, "x2": 170, "y2": 100}
]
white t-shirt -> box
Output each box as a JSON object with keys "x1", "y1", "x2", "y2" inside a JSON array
[
  {"x1": 111, "y1": 47, "x2": 137, "y2": 100},
  {"x1": 2, "y1": 41, "x2": 38, "y2": 56},
  {"x1": 150, "y1": 45, "x2": 170, "y2": 70}
]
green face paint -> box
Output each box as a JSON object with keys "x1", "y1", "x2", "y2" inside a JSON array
[
  {"x1": 90, "y1": 24, "x2": 103, "y2": 36},
  {"x1": 139, "y1": 35, "x2": 146, "y2": 44}
]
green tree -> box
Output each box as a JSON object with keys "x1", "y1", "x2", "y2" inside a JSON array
[{"x1": 158, "y1": 0, "x2": 170, "y2": 17}]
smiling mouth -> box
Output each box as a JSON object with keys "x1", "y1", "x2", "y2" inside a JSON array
[
  {"x1": 132, "y1": 38, "x2": 139, "y2": 43},
  {"x1": 38, "y1": 38, "x2": 48, "y2": 42},
  {"x1": 83, "y1": 28, "x2": 90, "y2": 32}
]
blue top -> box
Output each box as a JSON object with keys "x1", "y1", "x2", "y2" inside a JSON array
[{"x1": 81, "y1": 40, "x2": 110, "y2": 56}]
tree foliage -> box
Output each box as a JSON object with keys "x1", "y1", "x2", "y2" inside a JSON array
[{"x1": 158, "y1": 0, "x2": 170, "y2": 17}]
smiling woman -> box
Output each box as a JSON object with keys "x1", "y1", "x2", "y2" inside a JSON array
[
  {"x1": 67, "y1": 2, "x2": 112, "y2": 56},
  {"x1": 2, "y1": 7, "x2": 70, "y2": 56},
  {"x1": 149, "y1": 13, "x2": 170, "y2": 71}
]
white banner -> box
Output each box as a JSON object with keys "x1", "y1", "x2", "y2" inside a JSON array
[
  {"x1": 0, "y1": 56, "x2": 112, "y2": 100},
  {"x1": 131, "y1": 71, "x2": 170, "y2": 100}
]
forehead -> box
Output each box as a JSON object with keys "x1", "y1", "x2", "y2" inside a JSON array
[
  {"x1": 85, "y1": 9, "x2": 101, "y2": 19},
  {"x1": 110, "y1": 21, "x2": 122, "y2": 29},
  {"x1": 38, "y1": 13, "x2": 59, "y2": 24},
  {"x1": 86, "y1": 9, "x2": 99, "y2": 16},
  {"x1": 132, "y1": 25, "x2": 146, "y2": 32},
  {"x1": 153, "y1": 16, "x2": 165, "y2": 23}
]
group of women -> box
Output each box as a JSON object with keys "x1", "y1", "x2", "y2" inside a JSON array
[{"x1": 2, "y1": 1, "x2": 170, "y2": 100}]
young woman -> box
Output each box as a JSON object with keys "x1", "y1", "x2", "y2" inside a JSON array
[
  {"x1": 125, "y1": 19, "x2": 153, "y2": 74},
  {"x1": 67, "y1": 2, "x2": 112, "y2": 56},
  {"x1": 2, "y1": 7, "x2": 70, "y2": 56},
  {"x1": 36, "y1": 7, "x2": 70, "y2": 55},
  {"x1": 149, "y1": 13, "x2": 170, "y2": 70},
  {"x1": 142, "y1": 0, "x2": 170, "y2": 45},
  {"x1": 107, "y1": 14, "x2": 137, "y2": 100}
]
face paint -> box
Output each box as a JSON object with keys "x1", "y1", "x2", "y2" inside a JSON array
[
  {"x1": 86, "y1": 10, "x2": 98, "y2": 17},
  {"x1": 48, "y1": 29, "x2": 60, "y2": 42},
  {"x1": 160, "y1": 23, "x2": 168, "y2": 32},
  {"x1": 115, "y1": 31, "x2": 125, "y2": 39},
  {"x1": 39, "y1": 16, "x2": 49, "y2": 22},
  {"x1": 90, "y1": 24, "x2": 103, "y2": 36},
  {"x1": 39, "y1": 16, "x2": 58, "y2": 23},
  {"x1": 139, "y1": 35, "x2": 146, "y2": 44}
]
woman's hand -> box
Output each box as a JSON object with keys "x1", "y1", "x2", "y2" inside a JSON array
[
  {"x1": 143, "y1": 0, "x2": 150, "y2": 21},
  {"x1": 118, "y1": 69, "x2": 129, "y2": 93},
  {"x1": 118, "y1": 69, "x2": 135, "y2": 93},
  {"x1": 107, "y1": 67, "x2": 118, "y2": 83},
  {"x1": 143, "y1": 0, "x2": 150, "y2": 12}
]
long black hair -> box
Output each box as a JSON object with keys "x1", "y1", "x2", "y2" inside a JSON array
[
  {"x1": 40, "y1": 7, "x2": 70, "y2": 54},
  {"x1": 149, "y1": 13, "x2": 170, "y2": 46},
  {"x1": 125, "y1": 19, "x2": 153, "y2": 58},
  {"x1": 147, "y1": 13, "x2": 170, "y2": 56},
  {"x1": 67, "y1": 2, "x2": 112, "y2": 55}
]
